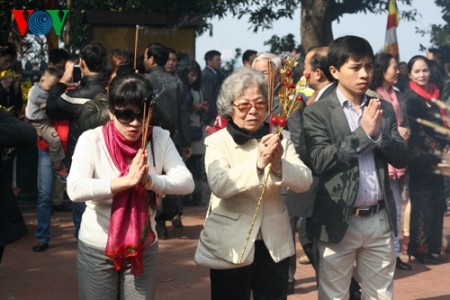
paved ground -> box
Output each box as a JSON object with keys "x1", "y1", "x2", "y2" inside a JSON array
[{"x1": 1, "y1": 204, "x2": 449, "y2": 300}]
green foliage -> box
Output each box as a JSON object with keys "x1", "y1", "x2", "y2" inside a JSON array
[
  {"x1": 4, "y1": 0, "x2": 419, "y2": 51},
  {"x1": 263, "y1": 34, "x2": 302, "y2": 55},
  {"x1": 220, "y1": 48, "x2": 242, "y2": 78},
  {"x1": 415, "y1": 0, "x2": 450, "y2": 63}
]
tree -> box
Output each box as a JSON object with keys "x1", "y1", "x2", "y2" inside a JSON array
[
  {"x1": 229, "y1": 0, "x2": 416, "y2": 52},
  {"x1": 264, "y1": 34, "x2": 302, "y2": 55},
  {"x1": 426, "y1": 0, "x2": 450, "y2": 64},
  {"x1": 221, "y1": 48, "x2": 242, "y2": 78},
  {"x1": 4, "y1": 1, "x2": 419, "y2": 51},
  {"x1": 3, "y1": 0, "x2": 422, "y2": 65}
]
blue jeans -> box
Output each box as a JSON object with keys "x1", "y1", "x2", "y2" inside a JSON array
[{"x1": 36, "y1": 150, "x2": 55, "y2": 243}]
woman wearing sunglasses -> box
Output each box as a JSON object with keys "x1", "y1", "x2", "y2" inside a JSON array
[
  {"x1": 67, "y1": 73, "x2": 194, "y2": 299},
  {"x1": 196, "y1": 68, "x2": 312, "y2": 299}
]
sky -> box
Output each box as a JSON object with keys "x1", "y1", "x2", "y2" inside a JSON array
[{"x1": 195, "y1": 1, "x2": 446, "y2": 68}]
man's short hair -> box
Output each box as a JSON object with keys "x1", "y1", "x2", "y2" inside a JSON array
[
  {"x1": 306, "y1": 46, "x2": 334, "y2": 82},
  {"x1": 146, "y1": 43, "x2": 169, "y2": 66},
  {"x1": 328, "y1": 36, "x2": 374, "y2": 70},
  {"x1": 80, "y1": 42, "x2": 107, "y2": 73},
  {"x1": 49, "y1": 48, "x2": 69, "y2": 65},
  {"x1": 242, "y1": 49, "x2": 257, "y2": 65},
  {"x1": 204, "y1": 50, "x2": 221, "y2": 63}
]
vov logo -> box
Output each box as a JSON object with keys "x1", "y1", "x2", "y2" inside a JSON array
[{"x1": 11, "y1": 10, "x2": 69, "y2": 36}]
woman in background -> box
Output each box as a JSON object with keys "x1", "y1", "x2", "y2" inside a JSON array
[
  {"x1": 179, "y1": 60, "x2": 208, "y2": 206},
  {"x1": 403, "y1": 55, "x2": 447, "y2": 264},
  {"x1": 369, "y1": 52, "x2": 411, "y2": 270}
]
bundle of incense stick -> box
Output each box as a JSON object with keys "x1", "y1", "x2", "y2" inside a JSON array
[
  {"x1": 416, "y1": 118, "x2": 450, "y2": 137},
  {"x1": 434, "y1": 113, "x2": 450, "y2": 125},
  {"x1": 239, "y1": 53, "x2": 303, "y2": 264},
  {"x1": 267, "y1": 60, "x2": 275, "y2": 131},
  {"x1": 141, "y1": 99, "x2": 154, "y2": 149},
  {"x1": 431, "y1": 98, "x2": 450, "y2": 111}
]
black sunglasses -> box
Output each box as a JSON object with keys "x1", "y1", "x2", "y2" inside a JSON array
[{"x1": 113, "y1": 108, "x2": 144, "y2": 124}]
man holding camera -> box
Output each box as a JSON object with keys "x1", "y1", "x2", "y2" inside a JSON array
[{"x1": 45, "y1": 41, "x2": 108, "y2": 239}]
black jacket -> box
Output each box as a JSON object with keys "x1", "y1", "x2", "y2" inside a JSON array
[
  {"x1": 144, "y1": 66, "x2": 190, "y2": 149},
  {"x1": 46, "y1": 75, "x2": 106, "y2": 166},
  {"x1": 0, "y1": 110, "x2": 37, "y2": 247}
]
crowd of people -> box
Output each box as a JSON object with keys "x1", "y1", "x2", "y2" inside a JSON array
[{"x1": 0, "y1": 33, "x2": 449, "y2": 300}]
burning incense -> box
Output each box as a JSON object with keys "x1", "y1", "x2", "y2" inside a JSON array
[{"x1": 141, "y1": 97, "x2": 154, "y2": 149}]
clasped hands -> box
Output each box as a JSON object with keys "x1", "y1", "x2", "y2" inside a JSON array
[
  {"x1": 257, "y1": 133, "x2": 283, "y2": 174},
  {"x1": 361, "y1": 98, "x2": 382, "y2": 140},
  {"x1": 126, "y1": 148, "x2": 152, "y2": 189}
]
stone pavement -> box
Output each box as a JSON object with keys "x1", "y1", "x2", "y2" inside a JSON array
[{"x1": 1, "y1": 204, "x2": 449, "y2": 300}]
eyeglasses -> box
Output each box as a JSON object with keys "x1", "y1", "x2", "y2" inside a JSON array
[
  {"x1": 113, "y1": 108, "x2": 144, "y2": 124},
  {"x1": 233, "y1": 101, "x2": 267, "y2": 112}
]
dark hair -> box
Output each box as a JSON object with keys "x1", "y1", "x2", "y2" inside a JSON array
[
  {"x1": 407, "y1": 55, "x2": 429, "y2": 74},
  {"x1": 0, "y1": 43, "x2": 17, "y2": 58},
  {"x1": 242, "y1": 49, "x2": 257, "y2": 64},
  {"x1": 146, "y1": 43, "x2": 169, "y2": 67},
  {"x1": 42, "y1": 66, "x2": 62, "y2": 79},
  {"x1": 370, "y1": 52, "x2": 395, "y2": 89},
  {"x1": 204, "y1": 50, "x2": 221, "y2": 63},
  {"x1": 108, "y1": 73, "x2": 153, "y2": 110},
  {"x1": 48, "y1": 48, "x2": 69, "y2": 64},
  {"x1": 80, "y1": 41, "x2": 107, "y2": 73},
  {"x1": 180, "y1": 60, "x2": 202, "y2": 90},
  {"x1": 104, "y1": 48, "x2": 134, "y2": 79},
  {"x1": 167, "y1": 47, "x2": 177, "y2": 55},
  {"x1": 108, "y1": 73, "x2": 175, "y2": 135},
  {"x1": 306, "y1": 46, "x2": 334, "y2": 82},
  {"x1": 328, "y1": 35, "x2": 374, "y2": 70},
  {"x1": 429, "y1": 59, "x2": 446, "y2": 90},
  {"x1": 428, "y1": 47, "x2": 443, "y2": 62}
]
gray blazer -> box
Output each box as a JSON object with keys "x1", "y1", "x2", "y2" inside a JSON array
[{"x1": 302, "y1": 90, "x2": 408, "y2": 243}]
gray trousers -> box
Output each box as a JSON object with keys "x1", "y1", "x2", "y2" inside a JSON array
[
  {"x1": 77, "y1": 240, "x2": 159, "y2": 300},
  {"x1": 32, "y1": 120, "x2": 65, "y2": 163}
]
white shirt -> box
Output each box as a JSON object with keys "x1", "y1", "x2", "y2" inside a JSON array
[{"x1": 67, "y1": 126, "x2": 194, "y2": 248}]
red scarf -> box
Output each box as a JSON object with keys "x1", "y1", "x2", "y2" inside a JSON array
[
  {"x1": 103, "y1": 121, "x2": 156, "y2": 275},
  {"x1": 409, "y1": 80, "x2": 446, "y2": 127}
]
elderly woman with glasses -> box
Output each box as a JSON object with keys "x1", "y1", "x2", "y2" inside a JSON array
[
  {"x1": 197, "y1": 68, "x2": 312, "y2": 299},
  {"x1": 67, "y1": 73, "x2": 194, "y2": 300}
]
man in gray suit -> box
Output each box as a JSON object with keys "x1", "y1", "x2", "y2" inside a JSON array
[{"x1": 302, "y1": 36, "x2": 408, "y2": 299}]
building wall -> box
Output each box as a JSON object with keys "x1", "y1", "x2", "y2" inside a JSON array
[{"x1": 92, "y1": 26, "x2": 196, "y2": 65}]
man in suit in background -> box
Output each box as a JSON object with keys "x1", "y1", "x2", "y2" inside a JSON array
[
  {"x1": 201, "y1": 50, "x2": 223, "y2": 126},
  {"x1": 143, "y1": 42, "x2": 191, "y2": 238},
  {"x1": 302, "y1": 35, "x2": 408, "y2": 299}
]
